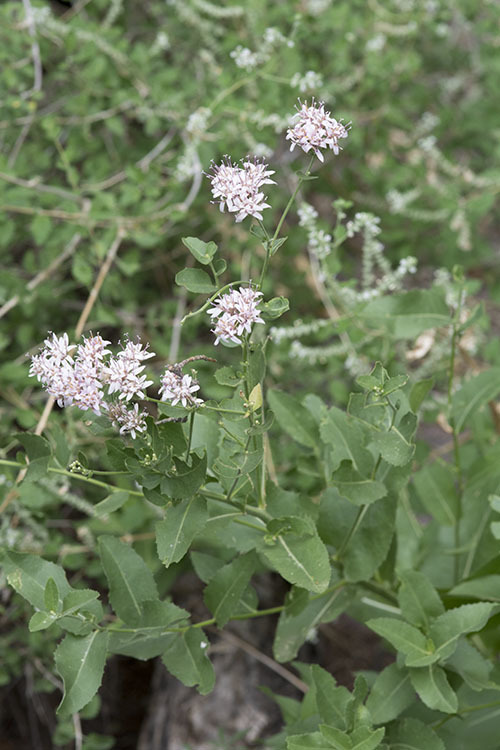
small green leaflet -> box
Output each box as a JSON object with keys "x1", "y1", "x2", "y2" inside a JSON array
[
  {"x1": 175, "y1": 267, "x2": 215, "y2": 293},
  {"x1": 386, "y1": 718, "x2": 445, "y2": 750},
  {"x1": 409, "y1": 664, "x2": 458, "y2": 714},
  {"x1": 365, "y1": 663, "x2": 415, "y2": 724},
  {"x1": 203, "y1": 551, "x2": 258, "y2": 627},
  {"x1": 268, "y1": 389, "x2": 318, "y2": 449},
  {"x1": 366, "y1": 617, "x2": 435, "y2": 667},
  {"x1": 397, "y1": 570, "x2": 444, "y2": 631},
  {"x1": 259, "y1": 520, "x2": 330, "y2": 593},
  {"x1": 451, "y1": 368, "x2": 500, "y2": 433},
  {"x1": 162, "y1": 628, "x2": 215, "y2": 695},
  {"x1": 181, "y1": 236, "x2": 218, "y2": 265}
]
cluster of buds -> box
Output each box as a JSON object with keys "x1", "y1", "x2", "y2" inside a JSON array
[
  {"x1": 207, "y1": 156, "x2": 276, "y2": 222},
  {"x1": 207, "y1": 287, "x2": 264, "y2": 345},
  {"x1": 29, "y1": 333, "x2": 155, "y2": 438},
  {"x1": 286, "y1": 99, "x2": 350, "y2": 162}
]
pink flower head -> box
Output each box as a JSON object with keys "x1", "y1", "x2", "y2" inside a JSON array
[
  {"x1": 207, "y1": 156, "x2": 275, "y2": 222},
  {"x1": 286, "y1": 99, "x2": 350, "y2": 162}
]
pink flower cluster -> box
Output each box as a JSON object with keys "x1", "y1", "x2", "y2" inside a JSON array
[
  {"x1": 159, "y1": 370, "x2": 203, "y2": 408},
  {"x1": 286, "y1": 99, "x2": 349, "y2": 162},
  {"x1": 207, "y1": 287, "x2": 264, "y2": 345},
  {"x1": 207, "y1": 156, "x2": 275, "y2": 222},
  {"x1": 29, "y1": 333, "x2": 153, "y2": 437}
]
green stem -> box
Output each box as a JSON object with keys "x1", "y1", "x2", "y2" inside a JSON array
[
  {"x1": 258, "y1": 154, "x2": 315, "y2": 290},
  {"x1": 181, "y1": 280, "x2": 256, "y2": 324},
  {"x1": 185, "y1": 411, "x2": 195, "y2": 461},
  {"x1": 335, "y1": 505, "x2": 370, "y2": 561},
  {"x1": 447, "y1": 286, "x2": 465, "y2": 584}
]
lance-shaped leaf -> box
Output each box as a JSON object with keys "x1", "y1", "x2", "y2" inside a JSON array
[
  {"x1": 55, "y1": 631, "x2": 109, "y2": 716},
  {"x1": 428, "y1": 603, "x2": 495, "y2": 662},
  {"x1": 156, "y1": 495, "x2": 208, "y2": 568},
  {"x1": 409, "y1": 664, "x2": 458, "y2": 714},
  {"x1": 446, "y1": 637, "x2": 495, "y2": 691},
  {"x1": 366, "y1": 618, "x2": 435, "y2": 666},
  {"x1": 386, "y1": 718, "x2": 445, "y2": 750},
  {"x1": 160, "y1": 453, "x2": 207, "y2": 499},
  {"x1": 204, "y1": 551, "x2": 258, "y2": 627},
  {"x1": 330, "y1": 461, "x2": 386, "y2": 506},
  {"x1": 162, "y1": 628, "x2": 215, "y2": 695},
  {"x1": 398, "y1": 570, "x2": 444, "y2": 631},
  {"x1": 451, "y1": 368, "x2": 500, "y2": 433},
  {"x1": 259, "y1": 520, "x2": 330, "y2": 593},
  {"x1": 365, "y1": 662, "x2": 415, "y2": 724},
  {"x1": 274, "y1": 584, "x2": 351, "y2": 663},
  {"x1": 311, "y1": 665, "x2": 351, "y2": 729},
  {"x1": 98, "y1": 536, "x2": 158, "y2": 626},
  {"x1": 268, "y1": 389, "x2": 318, "y2": 449},
  {"x1": 412, "y1": 461, "x2": 458, "y2": 526},
  {"x1": 287, "y1": 733, "x2": 336, "y2": 750}
]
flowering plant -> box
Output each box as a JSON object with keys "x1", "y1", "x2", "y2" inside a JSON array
[{"x1": 2, "y1": 92, "x2": 500, "y2": 750}]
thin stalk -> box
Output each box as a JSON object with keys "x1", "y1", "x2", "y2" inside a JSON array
[
  {"x1": 335, "y1": 505, "x2": 370, "y2": 561},
  {"x1": 185, "y1": 411, "x2": 195, "y2": 461}
]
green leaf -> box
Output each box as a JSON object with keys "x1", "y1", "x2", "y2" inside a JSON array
[
  {"x1": 319, "y1": 725, "x2": 352, "y2": 749},
  {"x1": 386, "y1": 718, "x2": 445, "y2": 750},
  {"x1": 320, "y1": 491, "x2": 396, "y2": 582},
  {"x1": 55, "y1": 631, "x2": 109, "y2": 716},
  {"x1": 361, "y1": 289, "x2": 450, "y2": 339},
  {"x1": 274, "y1": 584, "x2": 351, "y2": 663},
  {"x1": 268, "y1": 389, "x2": 318, "y2": 449},
  {"x1": 446, "y1": 637, "x2": 494, "y2": 691},
  {"x1": 98, "y1": 536, "x2": 158, "y2": 626},
  {"x1": 15, "y1": 432, "x2": 52, "y2": 482},
  {"x1": 449, "y1": 575, "x2": 500, "y2": 601},
  {"x1": 260, "y1": 296, "x2": 290, "y2": 321},
  {"x1": 162, "y1": 628, "x2": 215, "y2": 695},
  {"x1": 44, "y1": 577, "x2": 61, "y2": 613},
  {"x1": 409, "y1": 665, "x2": 458, "y2": 714},
  {"x1": 451, "y1": 368, "x2": 500, "y2": 433},
  {"x1": 160, "y1": 453, "x2": 207, "y2": 499},
  {"x1": 320, "y1": 407, "x2": 372, "y2": 473},
  {"x1": 61, "y1": 589, "x2": 100, "y2": 617},
  {"x1": 156, "y1": 495, "x2": 208, "y2": 568},
  {"x1": 366, "y1": 618, "x2": 434, "y2": 667},
  {"x1": 331, "y1": 462, "x2": 386, "y2": 506},
  {"x1": 175, "y1": 267, "x2": 215, "y2": 293},
  {"x1": 3, "y1": 551, "x2": 71, "y2": 610},
  {"x1": 349, "y1": 727, "x2": 385, "y2": 750},
  {"x1": 412, "y1": 462, "x2": 458, "y2": 526},
  {"x1": 287, "y1": 733, "x2": 336, "y2": 750},
  {"x1": 311, "y1": 665, "x2": 352, "y2": 729},
  {"x1": 410, "y1": 378, "x2": 434, "y2": 413},
  {"x1": 181, "y1": 236, "x2": 218, "y2": 265},
  {"x1": 428, "y1": 603, "x2": 495, "y2": 661},
  {"x1": 31, "y1": 214, "x2": 52, "y2": 244},
  {"x1": 204, "y1": 551, "x2": 258, "y2": 627},
  {"x1": 365, "y1": 663, "x2": 414, "y2": 724},
  {"x1": 93, "y1": 491, "x2": 129, "y2": 517},
  {"x1": 29, "y1": 611, "x2": 57, "y2": 632},
  {"x1": 259, "y1": 523, "x2": 330, "y2": 593},
  {"x1": 214, "y1": 366, "x2": 241, "y2": 387},
  {"x1": 398, "y1": 570, "x2": 444, "y2": 630}
]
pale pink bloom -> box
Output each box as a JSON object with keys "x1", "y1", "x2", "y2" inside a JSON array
[
  {"x1": 108, "y1": 402, "x2": 147, "y2": 439},
  {"x1": 208, "y1": 287, "x2": 264, "y2": 345},
  {"x1": 103, "y1": 357, "x2": 153, "y2": 401},
  {"x1": 207, "y1": 156, "x2": 275, "y2": 222},
  {"x1": 212, "y1": 313, "x2": 242, "y2": 346},
  {"x1": 117, "y1": 339, "x2": 156, "y2": 364},
  {"x1": 159, "y1": 369, "x2": 203, "y2": 407},
  {"x1": 76, "y1": 334, "x2": 111, "y2": 367},
  {"x1": 42, "y1": 332, "x2": 75, "y2": 364},
  {"x1": 286, "y1": 99, "x2": 349, "y2": 162}
]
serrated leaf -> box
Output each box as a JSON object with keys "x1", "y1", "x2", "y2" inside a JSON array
[
  {"x1": 331, "y1": 462, "x2": 386, "y2": 506},
  {"x1": 398, "y1": 570, "x2": 444, "y2": 630},
  {"x1": 350, "y1": 727, "x2": 385, "y2": 750},
  {"x1": 319, "y1": 725, "x2": 352, "y2": 749},
  {"x1": 312, "y1": 665, "x2": 352, "y2": 729},
  {"x1": 259, "y1": 526, "x2": 330, "y2": 593},
  {"x1": 62, "y1": 589, "x2": 100, "y2": 617},
  {"x1": 367, "y1": 618, "x2": 434, "y2": 666},
  {"x1": 204, "y1": 551, "x2": 258, "y2": 627},
  {"x1": 268, "y1": 389, "x2": 318, "y2": 449},
  {"x1": 55, "y1": 631, "x2": 109, "y2": 716},
  {"x1": 446, "y1": 637, "x2": 494, "y2": 691},
  {"x1": 451, "y1": 368, "x2": 500, "y2": 433},
  {"x1": 156, "y1": 495, "x2": 208, "y2": 568},
  {"x1": 448, "y1": 574, "x2": 500, "y2": 601},
  {"x1": 181, "y1": 236, "x2": 218, "y2": 265},
  {"x1": 162, "y1": 628, "x2": 215, "y2": 695},
  {"x1": 409, "y1": 665, "x2": 458, "y2": 713},
  {"x1": 365, "y1": 663, "x2": 414, "y2": 724},
  {"x1": 175, "y1": 267, "x2": 215, "y2": 293},
  {"x1": 428, "y1": 603, "x2": 495, "y2": 662},
  {"x1": 287, "y1": 733, "x2": 335, "y2": 750},
  {"x1": 29, "y1": 611, "x2": 57, "y2": 632},
  {"x1": 386, "y1": 718, "x2": 445, "y2": 750},
  {"x1": 98, "y1": 536, "x2": 158, "y2": 626},
  {"x1": 373, "y1": 413, "x2": 416, "y2": 467},
  {"x1": 160, "y1": 453, "x2": 207, "y2": 499},
  {"x1": 320, "y1": 407, "x2": 372, "y2": 473},
  {"x1": 3, "y1": 551, "x2": 71, "y2": 610}
]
